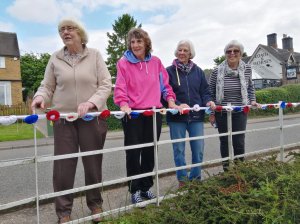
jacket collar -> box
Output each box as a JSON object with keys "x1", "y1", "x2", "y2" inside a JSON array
[{"x1": 56, "y1": 44, "x2": 88, "y2": 61}]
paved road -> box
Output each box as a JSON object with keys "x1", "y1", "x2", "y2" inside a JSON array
[{"x1": 0, "y1": 115, "x2": 300, "y2": 205}]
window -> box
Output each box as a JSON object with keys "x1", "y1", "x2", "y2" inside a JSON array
[
  {"x1": 0, "y1": 81, "x2": 12, "y2": 105},
  {"x1": 0, "y1": 57, "x2": 5, "y2": 68}
]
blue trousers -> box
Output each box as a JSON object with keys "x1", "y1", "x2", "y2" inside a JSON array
[{"x1": 168, "y1": 121, "x2": 204, "y2": 181}]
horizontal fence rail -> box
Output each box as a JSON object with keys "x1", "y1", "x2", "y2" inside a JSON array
[{"x1": 0, "y1": 102, "x2": 300, "y2": 223}]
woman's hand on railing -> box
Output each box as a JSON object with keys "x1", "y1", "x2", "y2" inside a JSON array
[
  {"x1": 206, "y1": 101, "x2": 216, "y2": 110},
  {"x1": 31, "y1": 96, "x2": 45, "y2": 113},
  {"x1": 120, "y1": 105, "x2": 132, "y2": 119},
  {"x1": 251, "y1": 101, "x2": 261, "y2": 109}
]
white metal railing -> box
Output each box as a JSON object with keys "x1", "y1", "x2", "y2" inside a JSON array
[{"x1": 0, "y1": 102, "x2": 300, "y2": 223}]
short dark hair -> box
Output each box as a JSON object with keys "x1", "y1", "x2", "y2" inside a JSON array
[{"x1": 127, "y1": 28, "x2": 152, "y2": 55}]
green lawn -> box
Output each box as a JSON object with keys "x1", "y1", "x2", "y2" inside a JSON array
[{"x1": 0, "y1": 123, "x2": 44, "y2": 142}]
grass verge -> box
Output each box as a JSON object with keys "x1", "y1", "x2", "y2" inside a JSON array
[{"x1": 0, "y1": 123, "x2": 44, "y2": 142}]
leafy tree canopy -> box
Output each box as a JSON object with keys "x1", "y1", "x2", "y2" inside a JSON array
[
  {"x1": 20, "y1": 53, "x2": 50, "y2": 100},
  {"x1": 106, "y1": 14, "x2": 141, "y2": 78}
]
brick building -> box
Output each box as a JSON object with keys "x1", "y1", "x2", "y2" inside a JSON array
[{"x1": 0, "y1": 31, "x2": 23, "y2": 105}]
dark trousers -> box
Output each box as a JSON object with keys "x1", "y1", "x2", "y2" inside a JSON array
[
  {"x1": 53, "y1": 118, "x2": 107, "y2": 218},
  {"x1": 122, "y1": 113, "x2": 162, "y2": 193},
  {"x1": 215, "y1": 112, "x2": 247, "y2": 171}
]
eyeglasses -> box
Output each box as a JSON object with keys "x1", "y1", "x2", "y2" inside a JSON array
[
  {"x1": 59, "y1": 26, "x2": 76, "y2": 33},
  {"x1": 225, "y1": 49, "x2": 240, "y2": 55}
]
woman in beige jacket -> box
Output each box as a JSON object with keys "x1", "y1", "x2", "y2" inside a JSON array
[{"x1": 31, "y1": 19, "x2": 112, "y2": 223}]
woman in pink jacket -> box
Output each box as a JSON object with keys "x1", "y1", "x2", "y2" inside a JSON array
[{"x1": 114, "y1": 28, "x2": 177, "y2": 204}]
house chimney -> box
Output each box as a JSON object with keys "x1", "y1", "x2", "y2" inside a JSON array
[
  {"x1": 267, "y1": 33, "x2": 277, "y2": 48},
  {"x1": 282, "y1": 34, "x2": 294, "y2": 52}
]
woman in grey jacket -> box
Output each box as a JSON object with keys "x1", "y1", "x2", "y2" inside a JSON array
[{"x1": 31, "y1": 19, "x2": 112, "y2": 223}]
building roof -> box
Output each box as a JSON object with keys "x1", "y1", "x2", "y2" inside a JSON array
[
  {"x1": 242, "y1": 56, "x2": 251, "y2": 63},
  {"x1": 0, "y1": 31, "x2": 20, "y2": 57},
  {"x1": 259, "y1": 44, "x2": 300, "y2": 63}
]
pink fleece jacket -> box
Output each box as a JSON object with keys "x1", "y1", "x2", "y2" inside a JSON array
[{"x1": 114, "y1": 52, "x2": 176, "y2": 109}]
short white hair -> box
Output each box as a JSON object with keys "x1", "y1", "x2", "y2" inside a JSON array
[
  {"x1": 224, "y1": 40, "x2": 244, "y2": 55},
  {"x1": 58, "y1": 18, "x2": 88, "y2": 44},
  {"x1": 174, "y1": 39, "x2": 196, "y2": 59}
]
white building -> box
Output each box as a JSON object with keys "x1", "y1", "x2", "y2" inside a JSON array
[{"x1": 246, "y1": 33, "x2": 300, "y2": 89}]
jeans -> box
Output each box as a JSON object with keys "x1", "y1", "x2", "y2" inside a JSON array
[{"x1": 168, "y1": 121, "x2": 204, "y2": 181}]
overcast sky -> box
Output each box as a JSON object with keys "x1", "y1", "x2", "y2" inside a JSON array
[{"x1": 1, "y1": 0, "x2": 300, "y2": 69}]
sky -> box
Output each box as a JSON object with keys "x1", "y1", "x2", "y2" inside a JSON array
[{"x1": 1, "y1": 0, "x2": 300, "y2": 69}]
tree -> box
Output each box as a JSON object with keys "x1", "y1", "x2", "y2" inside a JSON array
[
  {"x1": 213, "y1": 56, "x2": 226, "y2": 66},
  {"x1": 213, "y1": 52, "x2": 248, "y2": 66},
  {"x1": 20, "y1": 53, "x2": 50, "y2": 100},
  {"x1": 106, "y1": 14, "x2": 141, "y2": 78}
]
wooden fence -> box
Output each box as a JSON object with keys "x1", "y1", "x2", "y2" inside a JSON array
[{"x1": 0, "y1": 101, "x2": 31, "y2": 116}]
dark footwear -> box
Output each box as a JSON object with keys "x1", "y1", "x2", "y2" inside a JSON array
[
  {"x1": 140, "y1": 190, "x2": 156, "y2": 200},
  {"x1": 131, "y1": 190, "x2": 143, "y2": 204},
  {"x1": 91, "y1": 207, "x2": 103, "y2": 223},
  {"x1": 58, "y1": 215, "x2": 71, "y2": 224}
]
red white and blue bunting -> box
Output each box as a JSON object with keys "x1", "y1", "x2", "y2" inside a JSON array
[{"x1": 0, "y1": 102, "x2": 299, "y2": 125}]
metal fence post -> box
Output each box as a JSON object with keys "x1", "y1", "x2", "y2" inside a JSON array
[
  {"x1": 34, "y1": 124, "x2": 40, "y2": 224},
  {"x1": 227, "y1": 103, "x2": 234, "y2": 165},
  {"x1": 152, "y1": 107, "x2": 160, "y2": 206},
  {"x1": 279, "y1": 101, "x2": 284, "y2": 161}
]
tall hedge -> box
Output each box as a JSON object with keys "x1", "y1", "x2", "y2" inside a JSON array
[{"x1": 251, "y1": 84, "x2": 300, "y2": 116}]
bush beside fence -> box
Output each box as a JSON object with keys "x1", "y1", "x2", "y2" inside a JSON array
[{"x1": 250, "y1": 83, "x2": 300, "y2": 116}]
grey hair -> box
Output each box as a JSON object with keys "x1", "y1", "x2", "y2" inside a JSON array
[
  {"x1": 224, "y1": 40, "x2": 244, "y2": 55},
  {"x1": 174, "y1": 39, "x2": 196, "y2": 59},
  {"x1": 58, "y1": 18, "x2": 88, "y2": 44}
]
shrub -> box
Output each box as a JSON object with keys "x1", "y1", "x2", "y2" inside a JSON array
[
  {"x1": 109, "y1": 152, "x2": 300, "y2": 223},
  {"x1": 251, "y1": 84, "x2": 300, "y2": 116}
]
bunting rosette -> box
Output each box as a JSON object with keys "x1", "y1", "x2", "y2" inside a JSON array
[
  {"x1": 0, "y1": 115, "x2": 17, "y2": 126},
  {"x1": 114, "y1": 112, "x2": 125, "y2": 119},
  {"x1": 205, "y1": 108, "x2": 212, "y2": 115},
  {"x1": 99, "y1": 109, "x2": 111, "y2": 119},
  {"x1": 243, "y1": 106, "x2": 250, "y2": 114},
  {"x1": 82, "y1": 114, "x2": 94, "y2": 121},
  {"x1": 24, "y1": 114, "x2": 39, "y2": 124},
  {"x1": 280, "y1": 101, "x2": 286, "y2": 109},
  {"x1": 286, "y1": 102, "x2": 293, "y2": 108},
  {"x1": 65, "y1": 113, "x2": 79, "y2": 122},
  {"x1": 46, "y1": 110, "x2": 60, "y2": 121},
  {"x1": 215, "y1": 106, "x2": 223, "y2": 112},
  {"x1": 233, "y1": 107, "x2": 242, "y2": 112},
  {"x1": 169, "y1": 109, "x2": 179, "y2": 115},
  {"x1": 193, "y1": 104, "x2": 200, "y2": 112},
  {"x1": 268, "y1": 104, "x2": 275, "y2": 109},
  {"x1": 181, "y1": 109, "x2": 189, "y2": 115},
  {"x1": 130, "y1": 111, "x2": 140, "y2": 119},
  {"x1": 143, "y1": 110, "x2": 154, "y2": 116}
]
